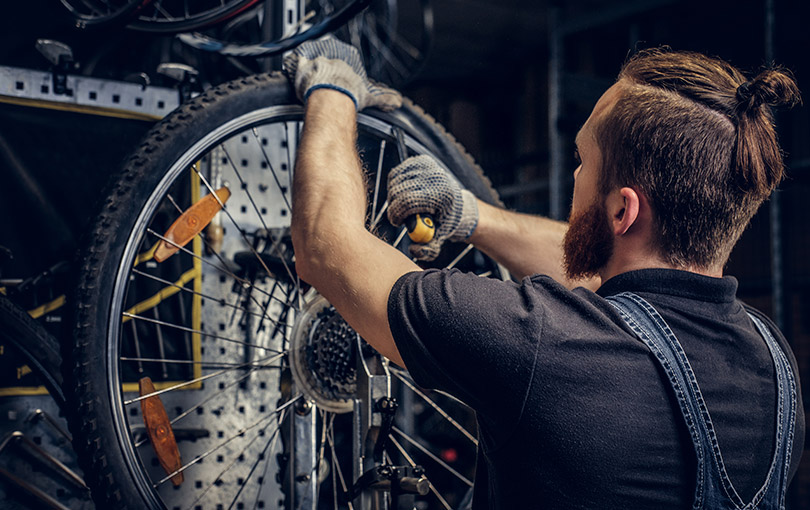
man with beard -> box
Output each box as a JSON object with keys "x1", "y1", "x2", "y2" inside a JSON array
[{"x1": 286, "y1": 39, "x2": 804, "y2": 509}]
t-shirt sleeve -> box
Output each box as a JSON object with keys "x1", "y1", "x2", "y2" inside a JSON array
[{"x1": 387, "y1": 268, "x2": 546, "y2": 425}]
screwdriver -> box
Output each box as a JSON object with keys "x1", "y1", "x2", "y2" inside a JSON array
[
  {"x1": 393, "y1": 127, "x2": 437, "y2": 245},
  {"x1": 406, "y1": 213, "x2": 435, "y2": 243}
]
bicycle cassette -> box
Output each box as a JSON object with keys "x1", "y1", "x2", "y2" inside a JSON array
[{"x1": 290, "y1": 294, "x2": 358, "y2": 413}]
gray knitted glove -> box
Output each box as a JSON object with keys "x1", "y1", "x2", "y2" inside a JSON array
[
  {"x1": 282, "y1": 36, "x2": 401, "y2": 111},
  {"x1": 387, "y1": 155, "x2": 479, "y2": 261}
]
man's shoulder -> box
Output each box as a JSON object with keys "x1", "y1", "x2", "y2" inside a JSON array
[{"x1": 393, "y1": 268, "x2": 611, "y2": 319}]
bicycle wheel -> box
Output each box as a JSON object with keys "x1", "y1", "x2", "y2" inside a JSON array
[
  {"x1": 195, "y1": 0, "x2": 433, "y2": 87},
  {"x1": 66, "y1": 72, "x2": 503, "y2": 510},
  {"x1": 128, "y1": 0, "x2": 262, "y2": 33},
  {"x1": 60, "y1": 0, "x2": 150, "y2": 29},
  {"x1": 177, "y1": 0, "x2": 373, "y2": 58},
  {"x1": 341, "y1": 0, "x2": 434, "y2": 87}
]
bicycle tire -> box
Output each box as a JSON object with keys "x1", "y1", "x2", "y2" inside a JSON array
[
  {"x1": 0, "y1": 293, "x2": 66, "y2": 412},
  {"x1": 65, "y1": 72, "x2": 500, "y2": 510}
]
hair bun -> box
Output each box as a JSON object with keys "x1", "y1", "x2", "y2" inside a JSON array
[{"x1": 736, "y1": 68, "x2": 802, "y2": 111}]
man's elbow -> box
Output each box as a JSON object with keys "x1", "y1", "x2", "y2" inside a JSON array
[
  {"x1": 291, "y1": 225, "x2": 345, "y2": 287},
  {"x1": 291, "y1": 227, "x2": 321, "y2": 285}
]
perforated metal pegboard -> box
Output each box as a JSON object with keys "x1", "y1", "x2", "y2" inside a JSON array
[{"x1": 0, "y1": 395, "x2": 93, "y2": 509}]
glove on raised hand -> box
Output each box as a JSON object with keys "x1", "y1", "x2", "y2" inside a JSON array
[
  {"x1": 387, "y1": 155, "x2": 479, "y2": 261},
  {"x1": 282, "y1": 35, "x2": 401, "y2": 112}
]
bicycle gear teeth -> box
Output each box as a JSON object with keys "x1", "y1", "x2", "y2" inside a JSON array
[{"x1": 305, "y1": 307, "x2": 357, "y2": 400}]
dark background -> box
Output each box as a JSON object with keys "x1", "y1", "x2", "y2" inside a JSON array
[{"x1": 0, "y1": 0, "x2": 809, "y2": 507}]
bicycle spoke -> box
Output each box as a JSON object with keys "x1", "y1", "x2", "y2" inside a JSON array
[
  {"x1": 183, "y1": 409, "x2": 286, "y2": 510},
  {"x1": 391, "y1": 426, "x2": 473, "y2": 487},
  {"x1": 121, "y1": 357, "x2": 280, "y2": 369},
  {"x1": 369, "y1": 200, "x2": 389, "y2": 230},
  {"x1": 391, "y1": 369, "x2": 477, "y2": 445},
  {"x1": 388, "y1": 435, "x2": 453, "y2": 510},
  {"x1": 371, "y1": 139, "x2": 386, "y2": 218},
  {"x1": 393, "y1": 226, "x2": 408, "y2": 248},
  {"x1": 284, "y1": 122, "x2": 294, "y2": 187},
  {"x1": 144, "y1": 228, "x2": 293, "y2": 312},
  {"x1": 446, "y1": 244, "x2": 474, "y2": 270},
  {"x1": 191, "y1": 163, "x2": 300, "y2": 300},
  {"x1": 133, "y1": 360, "x2": 279, "y2": 448},
  {"x1": 164, "y1": 191, "x2": 244, "y2": 268},
  {"x1": 154, "y1": 0, "x2": 170, "y2": 19},
  {"x1": 225, "y1": 410, "x2": 286, "y2": 510},
  {"x1": 122, "y1": 312, "x2": 281, "y2": 355},
  {"x1": 251, "y1": 127, "x2": 292, "y2": 212},
  {"x1": 123, "y1": 266, "x2": 199, "y2": 322},
  {"x1": 124, "y1": 353, "x2": 285, "y2": 405},
  {"x1": 155, "y1": 396, "x2": 301, "y2": 487},
  {"x1": 220, "y1": 143, "x2": 275, "y2": 233},
  {"x1": 252, "y1": 409, "x2": 287, "y2": 510},
  {"x1": 326, "y1": 414, "x2": 354, "y2": 510},
  {"x1": 131, "y1": 268, "x2": 292, "y2": 330},
  {"x1": 314, "y1": 409, "x2": 328, "y2": 484},
  {"x1": 361, "y1": 17, "x2": 412, "y2": 79}
]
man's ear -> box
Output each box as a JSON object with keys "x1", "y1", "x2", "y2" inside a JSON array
[{"x1": 607, "y1": 187, "x2": 640, "y2": 236}]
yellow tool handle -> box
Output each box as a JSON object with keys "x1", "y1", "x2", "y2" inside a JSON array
[{"x1": 406, "y1": 214, "x2": 436, "y2": 244}]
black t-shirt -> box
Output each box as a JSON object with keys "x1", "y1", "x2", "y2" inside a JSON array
[{"x1": 387, "y1": 268, "x2": 805, "y2": 510}]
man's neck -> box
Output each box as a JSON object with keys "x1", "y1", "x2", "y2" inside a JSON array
[{"x1": 598, "y1": 255, "x2": 723, "y2": 284}]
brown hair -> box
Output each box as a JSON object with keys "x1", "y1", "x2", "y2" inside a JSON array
[{"x1": 594, "y1": 48, "x2": 801, "y2": 268}]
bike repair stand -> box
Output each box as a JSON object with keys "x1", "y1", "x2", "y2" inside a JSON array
[{"x1": 344, "y1": 339, "x2": 430, "y2": 510}]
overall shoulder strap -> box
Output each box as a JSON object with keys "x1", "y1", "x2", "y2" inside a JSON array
[
  {"x1": 606, "y1": 292, "x2": 797, "y2": 510},
  {"x1": 606, "y1": 292, "x2": 741, "y2": 509},
  {"x1": 742, "y1": 314, "x2": 797, "y2": 509}
]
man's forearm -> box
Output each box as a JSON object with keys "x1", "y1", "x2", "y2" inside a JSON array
[
  {"x1": 469, "y1": 200, "x2": 600, "y2": 290},
  {"x1": 291, "y1": 90, "x2": 366, "y2": 274}
]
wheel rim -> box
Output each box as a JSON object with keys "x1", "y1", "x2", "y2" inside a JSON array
[{"x1": 105, "y1": 104, "x2": 496, "y2": 509}]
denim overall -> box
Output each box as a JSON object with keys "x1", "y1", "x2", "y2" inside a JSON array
[{"x1": 606, "y1": 292, "x2": 797, "y2": 510}]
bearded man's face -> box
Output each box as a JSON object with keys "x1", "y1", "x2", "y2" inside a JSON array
[{"x1": 562, "y1": 198, "x2": 614, "y2": 280}]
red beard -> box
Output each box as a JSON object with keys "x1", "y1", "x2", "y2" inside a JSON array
[{"x1": 563, "y1": 200, "x2": 614, "y2": 281}]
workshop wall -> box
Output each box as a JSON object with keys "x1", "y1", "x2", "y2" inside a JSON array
[{"x1": 0, "y1": 0, "x2": 808, "y2": 507}]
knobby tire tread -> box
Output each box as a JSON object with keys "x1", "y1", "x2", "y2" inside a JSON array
[{"x1": 0, "y1": 293, "x2": 66, "y2": 411}]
